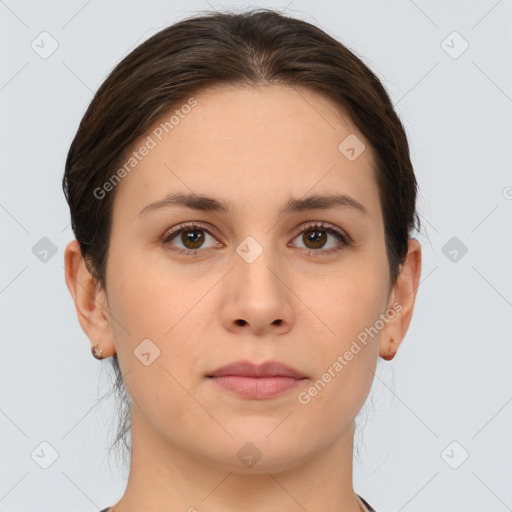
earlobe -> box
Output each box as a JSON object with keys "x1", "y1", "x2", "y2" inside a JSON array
[
  {"x1": 64, "y1": 239, "x2": 115, "y2": 359},
  {"x1": 380, "y1": 338, "x2": 401, "y2": 361},
  {"x1": 379, "y1": 238, "x2": 422, "y2": 362}
]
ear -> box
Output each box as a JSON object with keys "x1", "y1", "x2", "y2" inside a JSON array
[
  {"x1": 63, "y1": 239, "x2": 116, "y2": 358},
  {"x1": 379, "y1": 238, "x2": 422, "y2": 361}
]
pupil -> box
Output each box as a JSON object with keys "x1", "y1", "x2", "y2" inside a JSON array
[
  {"x1": 183, "y1": 230, "x2": 204, "y2": 248},
  {"x1": 305, "y1": 229, "x2": 326, "y2": 249}
]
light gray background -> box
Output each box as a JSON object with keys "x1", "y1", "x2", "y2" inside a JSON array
[{"x1": 1, "y1": 1, "x2": 511, "y2": 511}]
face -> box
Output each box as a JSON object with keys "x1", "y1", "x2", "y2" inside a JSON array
[{"x1": 98, "y1": 84, "x2": 402, "y2": 472}]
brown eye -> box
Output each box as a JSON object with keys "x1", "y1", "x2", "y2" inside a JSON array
[
  {"x1": 302, "y1": 228, "x2": 328, "y2": 249},
  {"x1": 162, "y1": 221, "x2": 350, "y2": 257},
  {"x1": 179, "y1": 228, "x2": 205, "y2": 249},
  {"x1": 162, "y1": 223, "x2": 220, "y2": 254},
  {"x1": 291, "y1": 222, "x2": 350, "y2": 256}
]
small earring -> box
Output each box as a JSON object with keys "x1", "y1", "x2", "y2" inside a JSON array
[{"x1": 91, "y1": 343, "x2": 104, "y2": 360}]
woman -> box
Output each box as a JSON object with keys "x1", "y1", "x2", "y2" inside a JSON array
[{"x1": 63, "y1": 8, "x2": 422, "y2": 512}]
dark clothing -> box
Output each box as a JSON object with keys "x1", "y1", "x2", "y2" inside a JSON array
[
  {"x1": 99, "y1": 494, "x2": 378, "y2": 511},
  {"x1": 359, "y1": 494, "x2": 378, "y2": 511}
]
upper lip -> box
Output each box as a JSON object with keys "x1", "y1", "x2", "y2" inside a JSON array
[{"x1": 207, "y1": 360, "x2": 306, "y2": 379}]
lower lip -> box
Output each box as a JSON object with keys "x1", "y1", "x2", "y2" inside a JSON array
[{"x1": 208, "y1": 375, "x2": 304, "y2": 399}]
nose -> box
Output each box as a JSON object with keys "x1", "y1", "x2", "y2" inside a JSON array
[{"x1": 219, "y1": 243, "x2": 294, "y2": 337}]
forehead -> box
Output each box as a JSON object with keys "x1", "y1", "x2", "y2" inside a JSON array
[{"x1": 112, "y1": 83, "x2": 381, "y2": 223}]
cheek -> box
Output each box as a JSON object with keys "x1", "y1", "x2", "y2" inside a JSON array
[
  {"x1": 106, "y1": 265, "x2": 210, "y2": 431},
  {"x1": 294, "y1": 278, "x2": 383, "y2": 428},
  {"x1": 307, "y1": 265, "x2": 387, "y2": 342},
  {"x1": 107, "y1": 254, "x2": 199, "y2": 341},
  {"x1": 295, "y1": 266, "x2": 385, "y2": 397},
  {"x1": 107, "y1": 256, "x2": 213, "y2": 385}
]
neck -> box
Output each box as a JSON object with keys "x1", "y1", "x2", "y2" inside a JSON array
[{"x1": 111, "y1": 405, "x2": 365, "y2": 512}]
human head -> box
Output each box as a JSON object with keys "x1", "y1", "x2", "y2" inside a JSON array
[{"x1": 63, "y1": 8, "x2": 421, "y2": 470}]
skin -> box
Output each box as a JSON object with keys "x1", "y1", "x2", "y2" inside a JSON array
[{"x1": 65, "y1": 84, "x2": 421, "y2": 512}]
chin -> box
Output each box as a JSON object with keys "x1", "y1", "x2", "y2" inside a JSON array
[{"x1": 194, "y1": 430, "x2": 314, "y2": 475}]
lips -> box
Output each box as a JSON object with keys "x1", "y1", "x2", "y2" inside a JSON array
[
  {"x1": 207, "y1": 360, "x2": 307, "y2": 399},
  {"x1": 207, "y1": 360, "x2": 306, "y2": 379}
]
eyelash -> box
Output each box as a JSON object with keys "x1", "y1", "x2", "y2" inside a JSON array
[{"x1": 161, "y1": 221, "x2": 352, "y2": 258}]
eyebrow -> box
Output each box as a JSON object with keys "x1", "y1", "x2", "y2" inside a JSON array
[{"x1": 138, "y1": 192, "x2": 369, "y2": 218}]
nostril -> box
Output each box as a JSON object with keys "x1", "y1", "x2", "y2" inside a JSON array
[{"x1": 235, "y1": 319, "x2": 247, "y2": 326}]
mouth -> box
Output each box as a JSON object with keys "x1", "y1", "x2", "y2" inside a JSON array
[{"x1": 206, "y1": 360, "x2": 307, "y2": 399}]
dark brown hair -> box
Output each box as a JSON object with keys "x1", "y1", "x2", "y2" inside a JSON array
[{"x1": 63, "y1": 7, "x2": 420, "y2": 469}]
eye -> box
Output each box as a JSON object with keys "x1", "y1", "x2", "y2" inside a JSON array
[
  {"x1": 161, "y1": 221, "x2": 351, "y2": 257},
  {"x1": 161, "y1": 222, "x2": 221, "y2": 256},
  {"x1": 290, "y1": 222, "x2": 351, "y2": 256}
]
